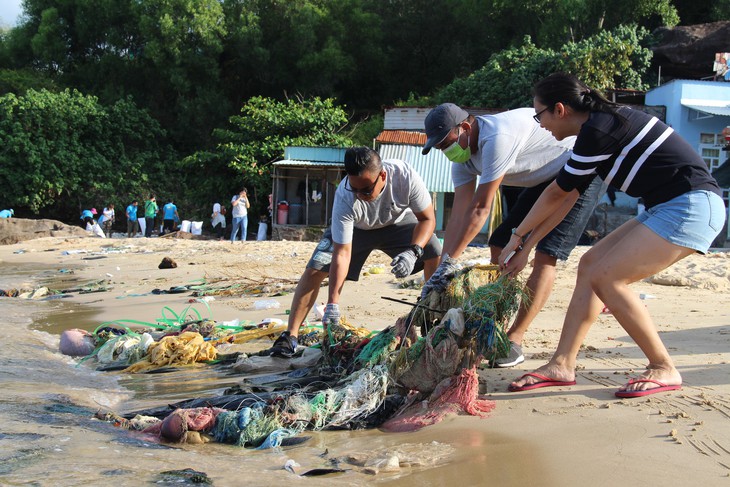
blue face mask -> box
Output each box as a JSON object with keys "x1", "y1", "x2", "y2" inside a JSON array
[{"x1": 442, "y1": 130, "x2": 471, "y2": 163}]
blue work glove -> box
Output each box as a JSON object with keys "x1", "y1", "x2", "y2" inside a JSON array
[
  {"x1": 322, "y1": 303, "x2": 340, "y2": 326},
  {"x1": 390, "y1": 249, "x2": 419, "y2": 278},
  {"x1": 420, "y1": 253, "x2": 460, "y2": 300}
]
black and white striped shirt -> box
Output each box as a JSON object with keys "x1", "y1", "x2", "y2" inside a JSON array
[{"x1": 556, "y1": 107, "x2": 721, "y2": 208}]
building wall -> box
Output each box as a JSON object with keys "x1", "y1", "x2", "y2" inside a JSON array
[{"x1": 646, "y1": 80, "x2": 730, "y2": 151}]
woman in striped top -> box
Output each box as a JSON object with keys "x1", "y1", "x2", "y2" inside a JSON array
[{"x1": 501, "y1": 73, "x2": 725, "y2": 397}]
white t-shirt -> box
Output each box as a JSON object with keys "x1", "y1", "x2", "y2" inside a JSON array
[
  {"x1": 451, "y1": 107, "x2": 575, "y2": 189},
  {"x1": 231, "y1": 195, "x2": 247, "y2": 218},
  {"x1": 98, "y1": 207, "x2": 115, "y2": 224},
  {"x1": 331, "y1": 159, "x2": 432, "y2": 244},
  {"x1": 211, "y1": 203, "x2": 225, "y2": 227}
]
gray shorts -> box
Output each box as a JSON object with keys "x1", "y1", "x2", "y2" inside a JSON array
[
  {"x1": 489, "y1": 177, "x2": 603, "y2": 260},
  {"x1": 306, "y1": 213, "x2": 442, "y2": 281}
]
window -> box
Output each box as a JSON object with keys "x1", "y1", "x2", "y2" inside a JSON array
[
  {"x1": 700, "y1": 133, "x2": 717, "y2": 144},
  {"x1": 698, "y1": 132, "x2": 724, "y2": 171}
]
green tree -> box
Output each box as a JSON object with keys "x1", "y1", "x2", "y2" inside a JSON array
[
  {"x1": 484, "y1": 0, "x2": 678, "y2": 47},
  {"x1": 435, "y1": 25, "x2": 652, "y2": 109},
  {"x1": 183, "y1": 95, "x2": 351, "y2": 218},
  {"x1": 0, "y1": 89, "x2": 176, "y2": 216}
]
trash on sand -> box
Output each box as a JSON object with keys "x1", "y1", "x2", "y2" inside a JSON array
[
  {"x1": 254, "y1": 299, "x2": 280, "y2": 310},
  {"x1": 158, "y1": 257, "x2": 177, "y2": 269}
]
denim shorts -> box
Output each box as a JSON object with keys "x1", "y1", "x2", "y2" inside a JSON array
[
  {"x1": 306, "y1": 212, "x2": 442, "y2": 281},
  {"x1": 489, "y1": 177, "x2": 603, "y2": 260},
  {"x1": 636, "y1": 190, "x2": 726, "y2": 254}
]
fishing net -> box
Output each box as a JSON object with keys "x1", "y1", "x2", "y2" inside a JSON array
[
  {"x1": 284, "y1": 365, "x2": 390, "y2": 431},
  {"x1": 123, "y1": 331, "x2": 217, "y2": 373},
  {"x1": 354, "y1": 327, "x2": 400, "y2": 368},
  {"x1": 321, "y1": 318, "x2": 372, "y2": 368},
  {"x1": 389, "y1": 321, "x2": 465, "y2": 394},
  {"x1": 409, "y1": 264, "x2": 501, "y2": 334},
  {"x1": 381, "y1": 367, "x2": 494, "y2": 432},
  {"x1": 211, "y1": 406, "x2": 284, "y2": 447},
  {"x1": 461, "y1": 274, "x2": 528, "y2": 363},
  {"x1": 94, "y1": 264, "x2": 528, "y2": 445},
  {"x1": 95, "y1": 333, "x2": 154, "y2": 365}
]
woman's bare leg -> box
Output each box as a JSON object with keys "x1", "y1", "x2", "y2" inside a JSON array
[{"x1": 511, "y1": 219, "x2": 692, "y2": 390}]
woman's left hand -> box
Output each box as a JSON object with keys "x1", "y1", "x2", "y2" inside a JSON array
[
  {"x1": 500, "y1": 246, "x2": 528, "y2": 276},
  {"x1": 499, "y1": 235, "x2": 526, "y2": 275}
]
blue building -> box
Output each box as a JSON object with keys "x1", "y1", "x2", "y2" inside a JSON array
[{"x1": 645, "y1": 79, "x2": 730, "y2": 202}]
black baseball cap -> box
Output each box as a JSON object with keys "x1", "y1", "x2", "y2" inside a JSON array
[{"x1": 422, "y1": 103, "x2": 469, "y2": 155}]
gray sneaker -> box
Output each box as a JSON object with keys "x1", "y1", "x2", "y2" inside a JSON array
[{"x1": 494, "y1": 342, "x2": 525, "y2": 368}]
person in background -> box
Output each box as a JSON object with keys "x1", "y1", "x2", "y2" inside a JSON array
[
  {"x1": 161, "y1": 199, "x2": 179, "y2": 235},
  {"x1": 0, "y1": 208, "x2": 14, "y2": 218},
  {"x1": 80, "y1": 208, "x2": 97, "y2": 228},
  {"x1": 144, "y1": 195, "x2": 158, "y2": 237},
  {"x1": 269, "y1": 147, "x2": 442, "y2": 358},
  {"x1": 421, "y1": 102, "x2": 602, "y2": 367},
  {"x1": 126, "y1": 200, "x2": 139, "y2": 238},
  {"x1": 99, "y1": 204, "x2": 115, "y2": 238},
  {"x1": 230, "y1": 187, "x2": 250, "y2": 242},
  {"x1": 501, "y1": 72, "x2": 725, "y2": 397},
  {"x1": 211, "y1": 202, "x2": 226, "y2": 240}
]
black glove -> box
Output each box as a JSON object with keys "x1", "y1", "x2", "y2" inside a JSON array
[{"x1": 390, "y1": 249, "x2": 419, "y2": 278}]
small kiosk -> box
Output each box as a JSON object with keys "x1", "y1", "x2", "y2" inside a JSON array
[{"x1": 270, "y1": 147, "x2": 346, "y2": 241}]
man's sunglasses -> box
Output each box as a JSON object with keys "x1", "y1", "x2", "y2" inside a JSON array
[{"x1": 344, "y1": 173, "x2": 382, "y2": 196}]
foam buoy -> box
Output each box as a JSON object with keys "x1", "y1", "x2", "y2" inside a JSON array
[{"x1": 59, "y1": 328, "x2": 95, "y2": 356}]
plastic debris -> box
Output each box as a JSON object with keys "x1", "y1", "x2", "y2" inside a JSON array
[{"x1": 253, "y1": 299, "x2": 280, "y2": 310}]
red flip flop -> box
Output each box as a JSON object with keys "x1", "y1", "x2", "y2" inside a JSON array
[
  {"x1": 615, "y1": 378, "x2": 681, "y2": 398},
  {"x1": 508, "y1": 372, "x2": 577, "y2": 392}
]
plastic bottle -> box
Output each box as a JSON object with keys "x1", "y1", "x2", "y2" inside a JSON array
[{"x1": 253, "y1": 299, "x2": 281, "y2": 310}]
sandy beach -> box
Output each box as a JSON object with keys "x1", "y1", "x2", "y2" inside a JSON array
[{"x1": 1, "y1": 230, "x2": 730, "y2": 486}]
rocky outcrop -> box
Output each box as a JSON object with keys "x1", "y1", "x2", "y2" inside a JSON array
[
  {"x1": 652, "y1": 21, "x2": 730, "y2": 79},
  {"x1": 0, "y1": 218, "x2": 90, "y2": 245}
]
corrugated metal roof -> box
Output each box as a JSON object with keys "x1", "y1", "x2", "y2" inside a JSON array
[
  {"x1": 375, "y1": 130, "x2": 427, "y2": 145},
  {"x1": 383, "y1": 106, "x2": 504, "y2": 130},
  {"x1": 273, "y1": 159, "x2": 344, "y2": 168},
  {"x1": 284, "y1": 146, "x2": 348, "y2": 162},
  {"x1": 378, "y1": 145, "x2": 454, "y2": 193}
]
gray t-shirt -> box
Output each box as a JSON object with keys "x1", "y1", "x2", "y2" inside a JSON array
[
  {"x1": 451, "y1": 107, "x2": 575, "y2": 188},
  {"x1": 331, "y1": 159, "x2": 432, "y2": 244}
]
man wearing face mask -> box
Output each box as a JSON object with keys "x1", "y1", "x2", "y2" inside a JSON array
[
  {"x1": 269, "y1": 146, "x2": 442, "y2": 358},
  {"x1": 421, "y1": 103, "x2": 603, "y2": 367}
]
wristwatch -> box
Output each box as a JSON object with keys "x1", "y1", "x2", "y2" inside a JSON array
[{"x1": 410, "y1": 244, "x2": 424, "y2": 259}]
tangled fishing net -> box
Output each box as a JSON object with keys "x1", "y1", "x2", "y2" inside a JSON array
[
  {"x1": 124, "y1": 331, "x2": 218, "y2": 373},
  {"x1": 95, "y1": 265, "x2": 529, "y2": 445}
]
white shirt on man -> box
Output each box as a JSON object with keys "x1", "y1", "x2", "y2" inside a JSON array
[{"x1": 451, "y1": 107, "x2": 575, "y2": 189}]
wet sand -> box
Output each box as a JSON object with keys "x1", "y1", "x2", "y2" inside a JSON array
[{"x1": 1, "y1": 234, "x2": 729, "y2": 486}]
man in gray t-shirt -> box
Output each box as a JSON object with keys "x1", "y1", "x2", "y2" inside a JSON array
[
  {"x1": 421, "y1": 103, "x2": 602, "y2": 367},
  {"x1": 270, "y1": 147, "x2": 442, "y2": 358}
]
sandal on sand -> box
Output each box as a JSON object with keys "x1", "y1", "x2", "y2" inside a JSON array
[
  {"x1": 615, "y1": 378, "x2": 681, "y2": 398},
  {"x1": 508, "y1": 372, "x2": 577, "y2": 392}
]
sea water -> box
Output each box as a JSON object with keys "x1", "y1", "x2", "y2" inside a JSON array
[{"x1": 0, "y1": 263, "x2": 544, "y2": 487}]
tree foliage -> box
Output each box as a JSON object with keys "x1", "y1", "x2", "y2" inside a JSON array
[
  {"x1": 0, "y1": 0, "x2": 723, "y2": 222},
  {"x1": 182, "y1": 96, "x2": 351, "y2": 218},
  {"x1": 0, "y1": 89, "x2": 175, "y2": 215},
  {"x1": 435, "y1": 25, "x2": 653, "y2": 108}
]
